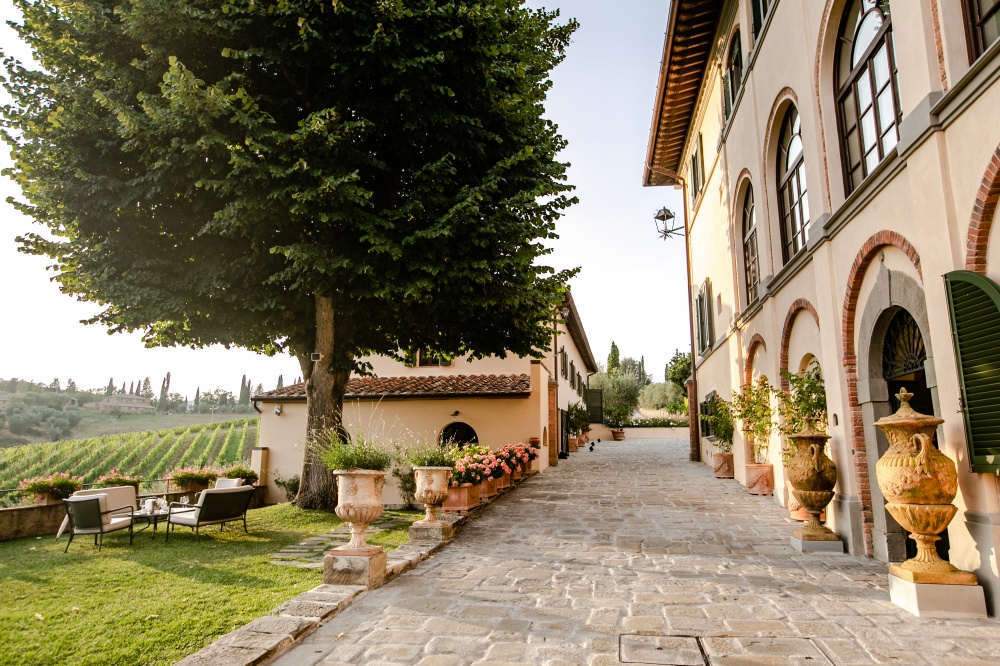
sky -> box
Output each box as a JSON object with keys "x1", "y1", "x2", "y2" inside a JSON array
[{"x1": 0, "y1": 0, "x2": 689, "y2": 398}]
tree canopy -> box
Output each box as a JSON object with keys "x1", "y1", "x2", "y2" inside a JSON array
[{"x1": 3, "y1": 0, "x2": 577, "y2": 508}]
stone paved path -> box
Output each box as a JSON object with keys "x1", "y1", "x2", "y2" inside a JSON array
[{"x1": 266, "y1": 439, "x2": 1000, "y2": 666}]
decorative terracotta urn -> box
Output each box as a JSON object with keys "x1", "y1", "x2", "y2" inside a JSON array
[
  {"x1": 413, "y1": 467, "x2": 451, "y2": 524},
  {"x1": 332, "y1": 470, "x2": 386, "y2": 551},
  {"x1": 785, "y1": 425, "x2": 839, "y2": 542},
  {"x1": 874, "y1": 388, "x2": 976, "y2": 585},
  {"x1": 443, "y1": 482, "x2": 479, "y2": 513},
  {"x1": 712, "y1": 452, "x2": 734, "y2": 479},
  {"x1": 745, "y1": 463, "x2": 774, "y2": 495}
]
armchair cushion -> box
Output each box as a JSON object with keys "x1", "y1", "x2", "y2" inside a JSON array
[{"x1": 214, "y1": 478, "x2": 243, "y2": 489}]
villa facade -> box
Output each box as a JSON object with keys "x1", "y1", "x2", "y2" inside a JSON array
[
  {"x1": 645, "y1": 0, "x2": 1000, "y2": 612},
  {"x1": 82, "y1": 393, "x2": 155, "y2": 414},
  {"x1": 252, "y1": 293, "x2": 598, "y2": 505}
]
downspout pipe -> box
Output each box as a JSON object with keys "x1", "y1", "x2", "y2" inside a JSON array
[{"x1": 680, "y1": 178, "x2": 701, "y2": 462}]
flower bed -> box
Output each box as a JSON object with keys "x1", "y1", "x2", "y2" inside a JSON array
[{"x1": 18, "y1": 472, "x2": 83, "y2": 501}]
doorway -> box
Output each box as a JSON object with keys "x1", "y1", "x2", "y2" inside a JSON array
[{"x1": 440, "y1": 422, "x2": 479, "y2": 448}]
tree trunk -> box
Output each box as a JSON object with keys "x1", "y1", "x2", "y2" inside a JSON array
[{"x1": 294, "y1": 294, "x2": 353, "y2": 511}]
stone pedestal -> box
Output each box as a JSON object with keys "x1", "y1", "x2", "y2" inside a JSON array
[
  {"x1": 409, "y1": 521, "x2": 453, "y2": 543},
  {"x1": 888, "y1": 574, "x2": 987, "y2": 618},
  {"x1": 323, "y1": 547, "x2": 386, "y2": 588},
  {"x1": 791, "y1": 535, "x2": 844, "y2": 553}
]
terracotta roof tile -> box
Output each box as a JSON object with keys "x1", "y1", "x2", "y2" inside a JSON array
[{"x1": 254, "y1": 374, "x2": 531, "y2": 401}]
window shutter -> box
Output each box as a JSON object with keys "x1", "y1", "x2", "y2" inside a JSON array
[
  {"x1": 944, "y1": 270, "x2": 1000, "y2": 473},
  {"x1": 585, "y1": 389, "x2": 603, "y2": 424},
  {"x1": 723, "y1": 73, "x2": 732, "y2": 119},
  {"x1": 705, "y1": 280, "x2": 715, "y2": 347},
  {"x1": 694, "y1": 293, "x2": 704, "y2": 353}
]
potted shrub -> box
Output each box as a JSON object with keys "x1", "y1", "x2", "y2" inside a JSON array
[
  {"x1": 592, "y1": 370, "x2": 643, "y2": 440},
  {"x1": 97, "y1": 469, "x2": 143, "y2": 490},
  {"x1": 222, "y1": 465, "x2": 259, "y2": 486},
  {"x1": 701, "y1": 396, "x2": 735, "y2": 479},
  {"x1": 19, "y1": 472, "x2": 83, "y2": 505},
  {"x1": 444, "y1": 453, "x2": 486, "y2": 513},
  {"x1": 321, "y1": 435, "x2": 394, "y2": 550},
  {"x1": 168, "y1": 467, "x2": 220, "y2": 493},
  {"x1": 775, "y1": 366, "x2": 834, "y2": 525},
  {"x1": 406, "y1": 445, "x2": 454, "y2": 524},
  {"x1": 567, "y1": 403, "x2": 590, "y2": 450},
  {"x1": 731, "y1": 376, "x2": 774, "y2": 495},
  {"x1": 605, "y1": 407, "x2": 630, "y2": 440}
]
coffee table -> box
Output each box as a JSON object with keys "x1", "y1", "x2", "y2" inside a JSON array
[{"x1": 132, "y1": 509, "x2": 171, "y2": 539}]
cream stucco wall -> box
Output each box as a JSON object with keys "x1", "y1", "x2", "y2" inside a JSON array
[{"x1": 665, "y1": 0, "x2": 1000, "y2": 608}]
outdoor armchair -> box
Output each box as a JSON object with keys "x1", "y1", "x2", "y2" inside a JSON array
[
  {"x1": 57, "y1": 485, "x2": 138, "y2": 539},
  {"x1": 63, "y1": 495, "x2": 134, "y2": 552},
  {"x1": 165, "y1": 486, "x2": 254, "y2": 543}
]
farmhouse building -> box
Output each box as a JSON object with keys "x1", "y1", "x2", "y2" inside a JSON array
[
  {"x1": 645, "y1": 0, "x2": 1000, "y2": 611},
  {"x1": 252, "y1": 292, "x2": 598, "y2": 505},
  {"x1": 83, "y1": 394, "x2": 155, "y2": 414}
]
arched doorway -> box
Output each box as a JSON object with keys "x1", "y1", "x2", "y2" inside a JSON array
[
  {"x1": 857, "y1": 263, "x2": 944, "y2": 562},
  {"x1": 440, "y1": 422, "x2": 479, "y2": 448}
]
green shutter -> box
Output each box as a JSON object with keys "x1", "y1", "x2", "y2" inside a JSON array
[
  {"x1": 944, "y1": 270, "x2": 1000, "y2": 473},
  {"x1": 585, "y1": 389, "x2": 603, "y2": 424}
]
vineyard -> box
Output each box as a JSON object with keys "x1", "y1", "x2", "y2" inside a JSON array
[{"x1": 0, "y1": 419, "x2": 259, "y2": 504}]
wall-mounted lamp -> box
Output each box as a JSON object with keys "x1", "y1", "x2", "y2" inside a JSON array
[
  {"x1": 274, "y1": 404, "x2": 283, "y2": 416},
  {"x1": 654, "y1": 207, "x2": 684, "y2": 240},
  {"x1": 450, "y1": 410, "x2": 460, "y2": 417},
  {"x1": 310, "y1": 352, "x2": 322, "y2": 362}
]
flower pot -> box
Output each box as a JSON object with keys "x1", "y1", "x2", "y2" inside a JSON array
[
  {"x1": 568, "y1": 436, "x2": 578, "y2": 452},
  {"x1": 611, "y1": 429, "x2": 625, "y2": 441},
  {"x1": 443, "y1": 483, "x2": 479, "y2": 513},
  {"x1": 873, "y1": 388, "x2": 975, "y2": 584},
  {"x1": 413, "y1": 467, "x2": 451, "y2": 524},
  {"x1": 33, "y1": 491, "x2": 60, "y2": 506},
  {"x1": 745, "y1": 463, "x2": 774, "y2": 495},
  {"x1": 333, "y1": 469, "x2": 386, "y2": 550},
  {"x1": 712, "y1": 452, "x2": 734, "y2": 479},
  {"x1": 512, "y1": 465, "x2": 523, "y2": 481}
]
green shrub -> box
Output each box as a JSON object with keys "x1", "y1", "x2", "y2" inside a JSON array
[
  {"x1": 701, "y1": 396, "x2": 734, "y2": 453},
  {"x1": 622, "y1": 417, "x2": 689, "y2": 428},
  {"x1": 321, "y1": 436, "x2": 394, "y2": 471},
  {"x1": 731, "y1": 377, "x2": 774, "y2": 463},
  {"x1": 223, "y1": 465, "x2": 259, "y2": 485},
  {"x1": 566, "y1": 402, "x2": 591, "y2": 435},
  {"x1": 273, "y1": 472, "x2": 300, "y2": 501},
  {"x1": 591, "y1": 371, "x2": 643, "y2": 426},
  {"x1": 406, "y1": 444, "x2": 453, "y2": 468},
  {"x1": 639, "y1": 382, "x2": 684, "y2": 410},
  {"x1": 169, "y1": 467, "x2": 221, "y2": 486}
]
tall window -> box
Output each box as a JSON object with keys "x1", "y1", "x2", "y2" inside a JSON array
[
  {"x1": 777, "y1": 106, "x2": 809, "y2": 263},
  {"x1": 837, "y1": 1, "x2": 899, "y2": 194},
  {"x1": 742, "y1": 185, "x2": 760, "y2": 303},
  {"x1": 695, "y1": 280, "x2": 714, "y2": 354},
  {"x1": 965, "y1": 1, "x2": 1000, "y2": 60},
  {"x1": 752, "y1": 0, "x2": 771, "y2": 39},
  {"x1": 690, "y1": 133, "x2": 705, "y2": 201},
  {"x1": 723, "y1": 31, "x2": 743, "y2": 119}
]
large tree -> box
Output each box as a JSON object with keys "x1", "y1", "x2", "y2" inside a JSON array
[{"x1": 2, "y1": 0, "x2": 577, "y2": 509}]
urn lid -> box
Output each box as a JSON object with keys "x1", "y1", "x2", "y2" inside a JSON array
[{"x1": 873, "y1": 388, "x2": 943, "y2": 430}]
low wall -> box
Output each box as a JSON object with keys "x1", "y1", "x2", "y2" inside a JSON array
[
  {"x1": 0, "y1": 488, "x2": 266, "y2": 542},
  {"x1": 587, "y1": 424, "x2": 688, "y2": 441}
]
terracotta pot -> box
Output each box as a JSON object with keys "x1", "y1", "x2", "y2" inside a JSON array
[
  {"x1": 529, "y1": 437, "x2": 541, "y2": 447},
  {"x1": 497, "y1": 473, "x2": 510, "y2": 490},
  {"x1": 579, "y1": 433, "x2": 589, "y2": 444},
  {"x1": 874, "y1": 388, "x2": 973, "y2": 583},
  {"x1": 712, "y1": 452, "x2": 734, "y2": 479},
  {"x1": 512, "y1": 465, "x2": 523, "y2": 481},
  {"x1": 786, "y1": 427, "x2": 837, "y2": 493},
  {"x1": 611, "y1": 429, "x2": 625, "y2": 441},
  {"x1": 568, "y1": 437, "x2": 579, "y2": 452},
  {"x1": 33, "y1": 491, "x2": 60, "y2": 506},
  {"x1": 443, "y1": 483, "x2": 479, "y2": 513},
  {"x1": 745, "y1": 463, "x2": 774, "y2": 495},
  {"x1": 333, "y1": 469, "x2": 386, "y2": 550},
  {"x1": 414, "y1": 467, "x2": 451, "y2": 524}
]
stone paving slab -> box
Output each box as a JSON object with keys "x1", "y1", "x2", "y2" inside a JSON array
[{"x1": 259, "y1": 439, "x2": 1000, "y2": 666}]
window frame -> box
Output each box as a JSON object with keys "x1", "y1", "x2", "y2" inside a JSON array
[
  {"x1": 964, "y1": 0, "x2": 1000, "y2": 62},
  {"x1": 835, "y1": 2, "x2": 900, "y2": 195},
  {"x1": 742, "y1": 185, "x2": 761, "y2": 304},
  {"x1": 690, "y1": 133, "x2": 706, "y2": 201},
  {"x1": 776, "y1": 106, "x2": 809, "y2": 264},
  {"x1": 751, "y1": 0, "x2": 771, "y2": 40},
  {"x1": 723, "y1": 30, "x2": 743, "y2": 120},
  {"x1": 695, "y1": 280, "x2": 715, "y2": 355}
]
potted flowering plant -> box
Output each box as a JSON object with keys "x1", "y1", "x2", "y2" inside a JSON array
[
  {"x1": 222, "y1": 465, "x2": 259, "y2": 486},
  {"x1": 444, "y1": 452, "x2": 487, "y2": 513},
  {"x1": 321, "y1": 434, "x2": 394, "y2": 550},
  {"x1": 19, "y1": 473, "x2": 83, "y2": 505},
  {"x1": 168, "y1": 467, "x2": 221, "y2": 493},
  {"x1": 97, "y1": 469, "x2": 143, "y2": 490},
  {"x1": 493, "y1": 447, "x2": 518, "y2": 488}
]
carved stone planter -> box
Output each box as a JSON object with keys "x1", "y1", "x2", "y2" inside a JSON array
[
  {"x1": 33, "y1": 491, "x2": 61, "y2": 506},
  {"x1": 443, "y1": 483, "x2": 479, "y2": 513},
  {"x1": 786, "y1": 426, "x2": 839, "y2": 542},
  {"x1": 874, "y1": 388, "x2": 976, "y2": 585},
  {"x1": 745, "y1": 463, "x2": 774, "y2": 495},
  {"x1": 332, "y1": 469, "x2": 386, "y2": 551},
  {"x1": 713, "y1": 452, "x2": 734, "y2": 479},
  {"x1": 413, "y1": 467, "x2": 450, "y2": 524}
]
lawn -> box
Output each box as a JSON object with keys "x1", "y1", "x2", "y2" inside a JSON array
[{"x1": 0, "y1": 504, "x2": 416, "y2": 666}]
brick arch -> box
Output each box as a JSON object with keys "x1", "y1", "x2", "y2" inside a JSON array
[
  {"x1": 841, "y1": 231, "x2": 922, "y2": 557},
  {"x1": 779, "y1": 299, "x2": 820, "y2": 390},
  {"x1": 964, "y1": 145, "x2": 1000, "y2": 274},
  {"x1": 743, "y1": 333, "x2": 767, "y2": 387}
]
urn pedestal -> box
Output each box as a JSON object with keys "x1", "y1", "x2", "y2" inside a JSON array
[
  {"x1": 325, "y1": 469, "x2": 387, "y2": 588},
  {"x1": 874, "y1": 389, "x2": 985, "y2": 616}
]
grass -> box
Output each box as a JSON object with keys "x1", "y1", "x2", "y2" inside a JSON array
[{"x1": 0, "y1": 504, "x2": 416, "y2": 666}]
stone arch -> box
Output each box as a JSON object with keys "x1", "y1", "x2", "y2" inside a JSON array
[
  {"x1": 779, "y1": 299, "x2": 820, "y2": 389},
  {"x1": 965, "y1": 144, "x2": 1000, "y2": 274},
  {"x1": 841, "y1": 230, "x2": 923, "y2": 557},
  {"x1": 440, "y1": 422, "x2": 479, "y2": 447},
  {"x1": 760, "y1": 87, "x2": 800, "y2": 202},
  {"x1": 744, "y1": 333, "x2": 767, "y2": 387}
]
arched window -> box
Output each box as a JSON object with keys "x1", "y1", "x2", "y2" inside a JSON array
[
  {"x1": 777, "y1": 106, "x2": 809, "y2": 263},
  {"x1": 836, "y1": 1, "x2": 899, "y2": 194},
  {"x1": 723, "y1": 31, "x2": 743, "y2": 119},
  {"x1": 742, "y1": 185, "x2": 760, "y2": 303}
]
